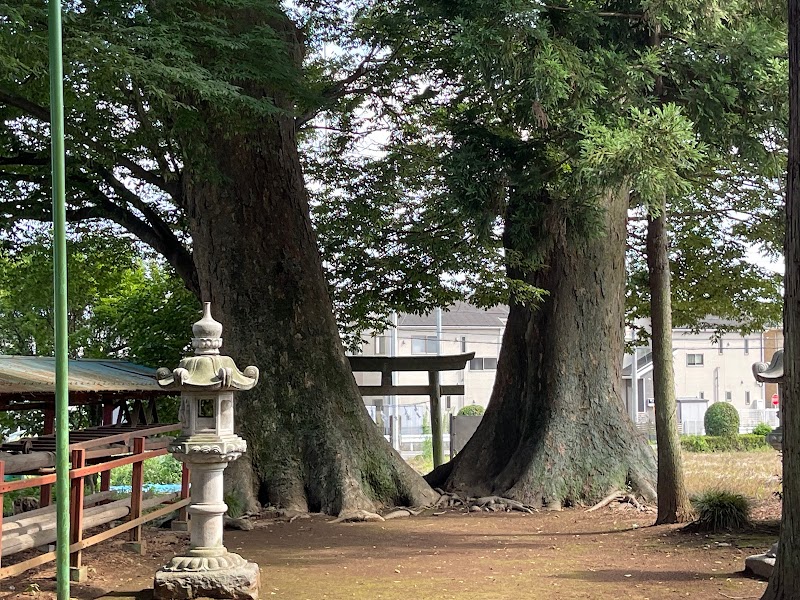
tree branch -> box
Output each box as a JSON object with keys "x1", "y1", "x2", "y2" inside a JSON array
[
  {"x1": 0, "y1": 152, "x2": 49, "y2": 166},
  {"x1": 541, "y1": 4, "x2": 644, "y2": 19},
  {"x1": 295, "y1": 41, "x2": 407, "y2": 129},
  {"x1": 0, "y1": 88, "x2": 182, "y2": 200},
  {"x1": 0, "y1": 176, "x2": 200, "y2": 298}
]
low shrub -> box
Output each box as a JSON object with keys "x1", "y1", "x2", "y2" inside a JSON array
[
  {"x1": 704, "y1": 402, "x2": 740, "y2": 437},
  {"x1": 689, "y1": 489, "x2": 751, "y2": 531},
  {"x1": 458, "y1": 404, "x2": 485, "y2": 416},
  {"x1": 681, "y1": 434, "x2": 770, "y2": 452},
  {"x1": 752, "y1": 422, "x2": 773, "y2": 437},
  {"x1": 681, "y1": 435, "x2": 708, "y2": 452}
]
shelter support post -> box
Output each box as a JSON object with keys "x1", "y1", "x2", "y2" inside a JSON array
[
  {"x1": 99, "y1": 403, "x2": 114, "y2": 492},
  {"x1": 41, "y1": 408, "x2": 55, "y2": 508}
]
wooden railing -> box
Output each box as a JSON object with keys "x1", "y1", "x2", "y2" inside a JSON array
[{"x1": 0, "y1": 434, "x2": 189, "y2": 580}]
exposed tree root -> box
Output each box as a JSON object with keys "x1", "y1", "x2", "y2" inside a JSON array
[
  {"x1": 329, "y1": 510, "x2": 385, "y2": 523},
  {"x1": 430, "y1": 491, "x2": 537, "y2": 514},
  {"x1": 383, "y1": 509, "x2": 413, "y2": 520},
  {"x1": 586, "y1": 491, "x2": 650, "y2": 513}
]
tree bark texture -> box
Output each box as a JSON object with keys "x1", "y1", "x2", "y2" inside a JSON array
[
  {"x1": 427, "y1": 187, "x2": 657, "y2": 508},
  {"x1": 176, "y1": 13, "x2": 436, "y2": 515},
  {"x1": 646, "y1": 213, "x2": 693, "y2": 524},
  {"x1": 762, "y1": 0, "x2": 800, "y2": 594}
]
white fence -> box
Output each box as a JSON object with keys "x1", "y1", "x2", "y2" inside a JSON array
[
  {"x1": 739, "y1": 409, "x2": 780, "y2": 433},
  {"x1": 636, "y1": 408, "x2": 779, "y2": 439}
]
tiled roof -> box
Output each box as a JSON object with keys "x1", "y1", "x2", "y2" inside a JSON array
[{"x1": 399, "y1": 302, "x2": 509, "y2": 328}]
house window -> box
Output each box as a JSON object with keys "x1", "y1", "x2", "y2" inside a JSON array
[
  {"x1": 719, "y1": 340, "x2": 724, "y2": 354},
  {"x1": 374, "y1": 335, "x2": 388, "y2": 355},
  {"x1": 744, "y1": 338, "x2": 750, "y2": 355},
  {"x1": 469, "y1": 357, "x2": 498, "y2": 371},
  {"x1": 460, "y1": 336, "x2": 467, "y2": 353},
  {"x1": 687, "y1": 353, "x2": 704, "y2": 366},
  {"x1": 745, "y1": 391, "x2": 751, "y2": 406},
  {"x1": 699, "y1": 391, "x2": 705, "y2": 399},
  {"x1": 725, "y1": 391, "x2": 732, "y2": 402},
  {"x1": 412, "y1": 336, "x2": 438, "y2": 354}
]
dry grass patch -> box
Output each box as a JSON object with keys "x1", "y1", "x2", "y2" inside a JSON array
[{"x1": 682, "y1": 450, "x2": 781, "y2": 501}]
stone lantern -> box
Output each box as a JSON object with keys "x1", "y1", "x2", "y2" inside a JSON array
[
  {"x1": 744, "y1": 349, "x2": 784, "y2": 578},
  {"x1": 153, "y1": 303, "x2": 260, "y2": 600}
]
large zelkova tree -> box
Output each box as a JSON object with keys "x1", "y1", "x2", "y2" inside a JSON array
[
  {"x1": 763, "y1": 0, "x2": 800, "y2": 595},
  {"x1": 0, "y1": 1, "x2": 438, "y2": 514}
]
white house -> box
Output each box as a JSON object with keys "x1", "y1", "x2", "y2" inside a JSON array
[{"x1": 623, "y1": 320, "x2": 780, "y2": 434}]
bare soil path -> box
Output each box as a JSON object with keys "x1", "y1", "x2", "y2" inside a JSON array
[{"x1": 0, "y1": 504, "x2": 778, "y2": 600}]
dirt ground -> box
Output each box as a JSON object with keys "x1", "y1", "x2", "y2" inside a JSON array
[{"x1": 0, "y1": 499, "x2": 780, "y2": 600}]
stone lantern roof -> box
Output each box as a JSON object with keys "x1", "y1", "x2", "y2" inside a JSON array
[
  {"x1": 156, "y1": 303, "x2": 259, "y2": 392},
  {"x1": 753, "y1": 349, "x2": 784, "y2": 384}
]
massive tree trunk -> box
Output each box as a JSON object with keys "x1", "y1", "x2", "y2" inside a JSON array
[
  {"x1": 175, "y1": 14, "x2": 436, "y2": 516},
  {"x1": 762, "y1": 0, "x2": 800, "y2": 594},
  {"x1": 646, "y1": 213, "x2": 693, "y2": 524},
  {"x1": 427, "y1": 187, "x2": 656, "y2": 508}
]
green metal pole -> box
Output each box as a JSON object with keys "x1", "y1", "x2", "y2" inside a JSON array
[{"x1": 47, "y1": 0, "x2": 70, "y2": 597}]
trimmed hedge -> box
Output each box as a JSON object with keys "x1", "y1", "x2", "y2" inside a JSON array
[
  {"x1": 704, "y1": 402, "x2": 740, "y2": 437},
  {"x1": 458, "y1": 404, "x2": 485, "y2": 416},
  {"x1": 681, "y1": 434, "x2": 771, "y2": 452}
]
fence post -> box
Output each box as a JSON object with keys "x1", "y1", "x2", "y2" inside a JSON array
[
  {"x1": 125, "y1": 437, "x2": 146, "y2": 554},
  {"x1": 0, "y1": 460, "x2": 5, "y2": 568},
  {"x1": 172, "y1": 462, "x2": 190, "y2": 531},
  {"x1": 69, "y1": 447, "x2": 87, "y2": 582}
]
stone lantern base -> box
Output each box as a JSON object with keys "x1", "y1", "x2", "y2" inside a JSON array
[
  {"x1": 744, "y1": 542, "x2": 778, "y2": 580},
  {"x1": 154, "y1": 558, "x2": 260, "y2": 600}
]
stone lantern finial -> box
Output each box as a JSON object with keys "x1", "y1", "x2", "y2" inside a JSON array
[{"x1": 192, "y1": 302, "x2": 223, "y2": 355}]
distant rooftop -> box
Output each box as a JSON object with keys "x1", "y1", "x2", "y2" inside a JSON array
[{"x1": 399, "y1": 302, "x2": 509, "y2": 328}]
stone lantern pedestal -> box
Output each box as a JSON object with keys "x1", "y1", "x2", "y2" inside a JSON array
[{"x1": 153, "y1": 303, "x2": 260, "y2": 600}]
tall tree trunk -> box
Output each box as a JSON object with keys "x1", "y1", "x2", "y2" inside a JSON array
[
  {"x1": 175, "y1": 12, "x2": 436, "y2": 516},
  {"x1": 427, "y1": 187, "x2": 656, "y2": 508},
  {"x1": 646, "y1": 213, "x2": 693, "y2": 524},
  {"x1": 762, "y1": 0, "x2": 800, "y2": 594}
]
